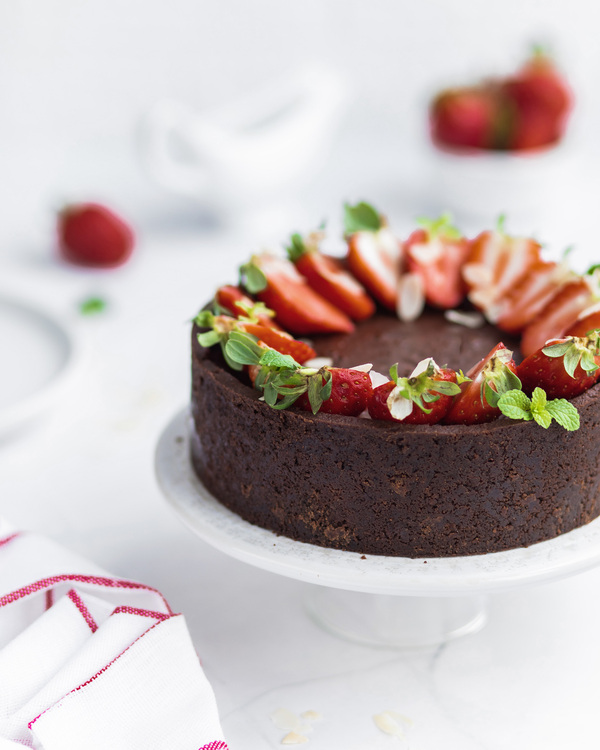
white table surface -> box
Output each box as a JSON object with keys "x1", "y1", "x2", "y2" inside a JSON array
[{"x1": 2, "y1": 137, "x2": 600, "y2": 750}]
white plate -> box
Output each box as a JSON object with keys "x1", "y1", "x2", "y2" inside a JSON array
[
  {"x1": 0, "y1": 295, "x2": 82, "y2": 437},
  {"x1": 156, "y1": 408, "x2": 600, "y2": 597}
]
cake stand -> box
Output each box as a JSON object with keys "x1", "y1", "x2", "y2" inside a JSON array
[{"x1": 155, "y1": 408, "x2": 600, "y2": 648}]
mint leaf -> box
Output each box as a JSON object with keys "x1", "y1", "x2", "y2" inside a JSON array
[
  {"x1": 530, "y1": 386, "x2": 547, "y2": 412},
  {"x1": 79, "y1": 296, "x2": 106, "y2": 315},
  {"x1": 545, "y1": 399, "x2": 580, "y2": 431},
  {"x1": 343, "y1": 201, "x2": 382, "y2": 234},
  {"x1": 497, "y1": 390, "x2": 533, "y2": 421},
  {"x1": 240, "y1": 261, "x2": 268, "y2": 294}
]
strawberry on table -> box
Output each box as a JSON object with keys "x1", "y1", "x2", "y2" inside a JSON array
[
  {"x1": 57, "y1": 202, "x2": 134, "y2": 268},
  {"x1": 520, "y1": 277, "x2": 596, "y2": 357},
  {"x1": 517, "y1": 334, "x2": 600, "y2": 399},
  {"x1": 443, "y1": 343, "x2": 521, "y2": 425},
  {"x1": 403, "y1": 213, "x2": 470, "y2": 310},
  {"x1": 215, "y1": 285, "x2": 282, "y2": 329},
  {"x1": 462, "y1": 217, "x2": 542, "y2": 318},
  {"x1": 368, "y1": 358, "x2": 461, "y2": 425},
  {"x1": 344, "y1": 202, "x2": 401, "y2": 311},
  {"x1": 502, "y1": 49, "x2": 573, "y2": 150},
  {"x1": 429, "y1": 87, "x2": 506, "y2": 150},
  {"x1": 287, "y1": 231, "x2": 376, "y2": 321},
  {"x1": 240, "y1": 253, "x2": 354, "y2": 336}
]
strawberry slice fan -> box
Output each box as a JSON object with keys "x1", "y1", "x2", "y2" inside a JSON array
[{"x1": 0, "y1": 520, "x2": 227, "y2": 750}]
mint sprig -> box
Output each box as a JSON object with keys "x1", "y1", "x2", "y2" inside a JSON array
[
  {"x1": 343, "y1": 201, "x2": 383, "y2": 235},
  {"x1": 497, "y1": 387, "x2": 580, "y2": 430}
]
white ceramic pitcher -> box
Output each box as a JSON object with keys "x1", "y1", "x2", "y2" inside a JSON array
[{"x1": 139, "y1": 65, "x2": 348, "y2": 209}]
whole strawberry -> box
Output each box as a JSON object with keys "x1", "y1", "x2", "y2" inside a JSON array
[
  {"x1": 430, "y1": 87, "x2": 508, "y2": 150},
  {"x1": 443, "y1": 343, "x2": 521, "y2": 425},
  {"x1": 517, "y1": 334, "x2": 600, "y2": 399},
  {"x1": 297, "y1": 366, "x2": 373, "y2": 417},
  {"x1": 368, "y1": 358, "x2": 460, "y2": 425},
  {"x1": 57, "y1": 202, "x2": 135, "y2": 268}
]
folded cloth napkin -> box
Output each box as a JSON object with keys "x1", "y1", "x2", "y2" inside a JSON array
[{"x1": 0, "y1": 519, "x2": 228, "y2": 750}]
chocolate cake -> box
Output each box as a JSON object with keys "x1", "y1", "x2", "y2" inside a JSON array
[{"x1": 190, "y1": 311, "x2": 600, "y2": 558}]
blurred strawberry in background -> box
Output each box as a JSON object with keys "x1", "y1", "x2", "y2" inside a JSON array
[
  {"x1": 430, "y1": 48, "x2": 573, "y2": 152},
  {"x1": 57, "y1": 202, "x2": 135, "y2": 268}
]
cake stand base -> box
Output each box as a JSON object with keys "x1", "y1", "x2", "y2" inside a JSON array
[{"x1": 304, "y1": 587, "x2": 486, "y2": 648}]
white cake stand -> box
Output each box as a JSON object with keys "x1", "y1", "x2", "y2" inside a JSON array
[{"x1": 155, "y1": 408, "x2": 600, "y2": 648}]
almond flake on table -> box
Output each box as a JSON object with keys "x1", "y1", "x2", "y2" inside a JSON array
[
  {"x1": 373, "y1": 711, "x2": 405, "y2": 738},
  {"x1": 270, "y1": 708, "x2": 301, "y2": 732},
  {"x1": 281, "y1": 730, "x2": 309, "y2": 745}
]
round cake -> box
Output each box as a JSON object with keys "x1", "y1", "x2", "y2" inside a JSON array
[{"x1": 189, "y1": 206, "x2": 600, "y2": 558}]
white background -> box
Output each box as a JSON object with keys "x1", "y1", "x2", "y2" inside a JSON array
[{"x1": 2, "y1": 2, "x2": 600, "y2": 749}]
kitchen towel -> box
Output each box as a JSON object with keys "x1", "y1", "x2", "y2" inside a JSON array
[{"x1": 0, "y1": 519, "x2": 227, "y2": 750}]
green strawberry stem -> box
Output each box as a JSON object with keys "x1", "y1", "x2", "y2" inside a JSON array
[
  {"x1": 343, "y1": 201, "x2": 383, "y2": 235},
  {"x1": 542, "y1": 334, "x2": 600, "y2": 378},
  {"x1": 416, "y1": 212, "x2": 461, "y2": 240}
]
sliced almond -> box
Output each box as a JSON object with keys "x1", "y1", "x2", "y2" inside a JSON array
[{"x1": 397, "y1": 272, "x2": 425, "y2": 322}]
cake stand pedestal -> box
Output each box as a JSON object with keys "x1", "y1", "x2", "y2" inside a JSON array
[{"x1": 156, "y1": 409, "x2": 600, "y2": 648}]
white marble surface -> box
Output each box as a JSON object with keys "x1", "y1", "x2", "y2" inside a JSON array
[{"x1": 2, "y1": 132, "x2": 600, "y2": 749}]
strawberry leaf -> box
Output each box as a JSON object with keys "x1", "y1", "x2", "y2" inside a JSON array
[
  {"x1": 343, "y1": 202, "x2": 382, "y2": 234},
  {"x1": 195, "y1": 310, "x2": 215, "y2": 328},
  {"x1": 225, "y1": 331, "x2": 263, "y2": 366},
  {"x1": 240, "y1": 261, "x2": 268, "y2": 294},
  {"x1": 259, "y1": 349, "x2": 299, "y2": 369},
  {"x1": 197, "y1": 330, "x2": 221, "y2": 348},
  {"x1": 286, "y1": 233, "x2": 308, "y2": 263},
  {"x1": 416, "y1": 212, "x2": 461, "y2": 240}
]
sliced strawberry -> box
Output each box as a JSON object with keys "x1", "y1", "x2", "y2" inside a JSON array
[
  {"x1": 240, "y1": 254, "x2": 354, "y2": 336},
  {"x1": 287, "y1": 232, "x2": 375, "y2": 321},
  {"x1": 403, "y1": 214, "x2": 470, "y2": 310},
  {"x1": 520, "y1": 277, "x2": 595, "y2": 357},
  {"x1": 368, "y1": 358, "x2": 460, "y2": 425},
  {"x1": 297, "y1": 366, "x2": 373, "y2": 416},
  {"x1": 344, "y1": 202, "x2": 400, "y2": 311},
  {"x1": 565, "y1": 301, "x2": 600, "y2": 337},
  {"x1": 443, "y1": 343, "x2": 520, "y2": 425},
  {"x1": 463, "y1": 222, "x2": 542, "y2": 317},
  {"x1": 494, "y1": 260, "x2": 570, "y2": 333},
  {"x1": 215, "y1": 285, "x2": 282, "y2": 329},
  {"x1": 239, "y1": 322, "x2": 316, "y2": 364},
  {"x1": 517, "y1": 334, "x2": 600, "y2": 399}
]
